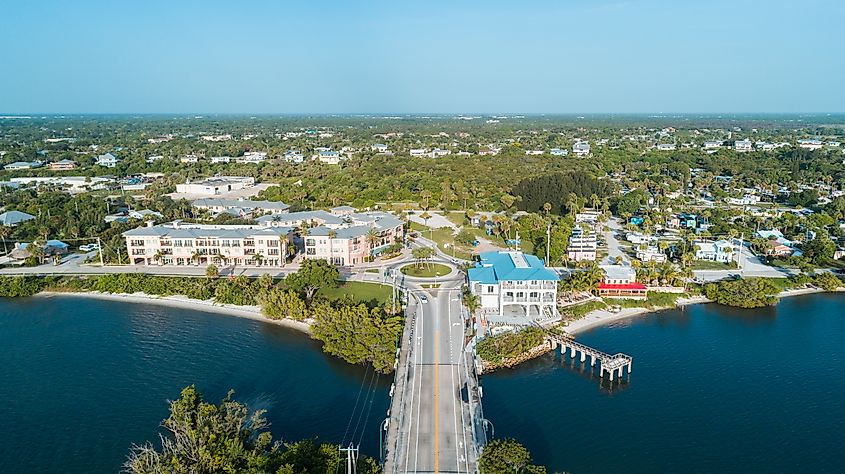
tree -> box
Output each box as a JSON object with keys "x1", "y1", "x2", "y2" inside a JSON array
[
  {"x1": 412, "y1": 246, "x2": 435, "y2": 268},
  {"x1": 124, "y1": 385, "x2": 280, "y2": 473},
  {"x1": 260, "y1": 288, "x2": 309, "y2": 320},
  {"x1": 0, "y1": 225, "x2": 9, "y2": 254},
  {"x1": 366, "y1": 227, "x2": 380, "y2": 255},
  {"x1": 479, "y1": 439, "x2": 546, "y2": 474},
  {"x1": 205, "y1": 263, "x2": 219, "y2": 278},
  {"x1": 802, "y1": 232, "x2": 835, "y2": 265},
  {"x1": 285, "y1": 258, "x2": 340, "y2": 305},
  {"x1": 252, "y1": 252, "x2": 265, "y2": 266},
  {"x1": 124, "y1": 385, "x2": 381, "y2": 474},
  {"x1": 462, "y1": 288, "x2": 480, "y2": 320}
]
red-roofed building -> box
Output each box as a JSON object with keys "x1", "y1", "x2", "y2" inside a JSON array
[{"x1": 598, "y1": 264, "x2": 648, "y2": 300}]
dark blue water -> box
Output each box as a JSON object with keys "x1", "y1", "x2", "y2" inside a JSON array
[
  {"x1": 0, "y1": 295, "x2": 390, "y2": 473},
  {"x1": 481, "y1": 293, "x2": 845, "y2": 473}
]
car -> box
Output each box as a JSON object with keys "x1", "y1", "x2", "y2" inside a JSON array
[
  {"x1": 79, "y1": 243, "x2": 100, "y2": 252},
  {"x1": 418, "y1": 294, "x2": 428, "y2": 303}
]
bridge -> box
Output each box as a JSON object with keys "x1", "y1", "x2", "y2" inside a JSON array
[{"x1": 382, "y1": 264, "x2": 486, "y2": 473}]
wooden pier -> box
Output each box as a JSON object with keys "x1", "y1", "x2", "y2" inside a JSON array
[{"x1": 551, "y1": 336, "x2": 632, "y2": 381}]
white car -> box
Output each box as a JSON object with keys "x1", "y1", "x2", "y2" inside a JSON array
[
  {"x1": 419, "y1": 294, "x2": 428, "y2": 304},
  {"x1": 79, "y1": 243, "x2": 100, "y2": 252}
]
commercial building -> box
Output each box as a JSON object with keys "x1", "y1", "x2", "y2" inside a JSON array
[
  {"x1": 567, "y1": 229, "x2": 597, "y2": 262},
  {"x1": 597, "y1": 265, "x2": 647, "y2": 299},
  {"x1": 124, "y1": 221, "x2": 292, "y2": 267},
  {"x1": 301, "y1": 211, "x2": 404, "y2": 266},
  {"x1": 468, "y1": 251, "x2": 559, "y2": 321},
  {"x1": 192, "y1": 198, "x2": 290, "y2": 217},
  {"x1": 175, "y1": 176, "x2": 255, "y2": 197}
]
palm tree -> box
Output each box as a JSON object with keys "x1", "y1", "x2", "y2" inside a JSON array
[
  {"x1": 543, "y1": 202, "x2": 552, "y2": 215},
  {"x1": 420, "y1": 211, "x2": 431, "y2": 228},
  {"x1": 252, "y1": 253, "x2": 264, "y2": 267},
  {"x1": 153, "y1": 250, "x2": 164, "y2": 265},
  {"x1": 365, "y1": 228, "x2": 379, "y2": 257},
  {"x1": 328, "y1": 229, "x2": 337, "y2": 265},
  {"x1": 0, "y1": 225, "x2": 9, "y2": 255},
  {"x1": 190, "y1": 250, "x2": 202, "y2": 266}
]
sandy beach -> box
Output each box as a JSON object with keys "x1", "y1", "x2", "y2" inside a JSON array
[
  {"x1": 563, "y1": 288, "x2": 831, "y2": 336},
  {"x1": 37, "y1": 291, "x2": 312, "y2": 334}
]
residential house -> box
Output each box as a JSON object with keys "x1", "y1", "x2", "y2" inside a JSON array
[
  {"x1": 96, "y1": 153, "x2": 119, "y2": 168},
  {"x1": 317, "y1": 150, "x2": 341, "y2": 164},
  {"x1": 467, "y1": 251, "x2": 558, "y2": 321},
  {"x1": 409, "y1": 148, "x2": 428, "y2": 157},
  {"x1": 636, "y1": 246, "x2": 666, "y2": 263},
  {"x1": 371, "y1": 144, "x2": 389, "y2": 153},
  {"x1": 235, "y1": 151, "x2": 267, "y2": 164},
  {"x1": 4, "y1": 161, "x2": 43, "y2": 171},
  {"x1": 47, "y1": 159, "x2": 77, "y2": 171},
  {"x1": 0, "y1": 210, "x2": 36, "y2": 227},
  {"x1": 284, "y1": 150, "x2": 304, "y2": 163},
  {"x1": 703, "y1": 140, "x2": 723, "y2": 149},
  {"x1": 549, "y1": 148, "x2": 568, "y2": 156},
  {"x1": 694, "y1": 240, "x2": 735, "y2": 263},
  {"x1": 656, "y1": 143, "x2": 676, "y2": 151},
  {"x1": 180, "y1": 154, "x2": 200, "y2": 164},
  {"x1": 572, "y1": 142, "x2": 591, "y2": 156},
  {"x1": 209, "y1": 156, "x2": 231, "y2": 164},
  {"x1": 798, "y1": 139, "x2": 824, "y2": 150},
  {"x1": 735, "y1": 139, "x2": 753, "y2": 152}
]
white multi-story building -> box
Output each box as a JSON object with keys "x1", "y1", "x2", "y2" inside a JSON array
[
  {"x1": 96, "y1": 153, "x2": 119, "y2": 168},
  {"x1": 798, "y1": 139, "x2": 824, "y2": 150},
  {"x1": 300, "y1": 211, "x2": 404, "y2": 266},
  {"x1": 209, "y1": 156, "x2": 231, "y2": 164},
  {"x1": 124, "y1": 221, "x2": 292, "y2": 267},
  {"x1": 735, "y1": 139, "x2": 753, "y2": 152},
  {"x1": 467, "y1": 251, "x2": 559, "y2": 321},
  {"x1": 694, "y1": 239, "x2": 735, "y2": 263},
  {"x1": 567, "y1": 229, "x2": 597, "y2": 262},
  {"x1": 572, "y1": 141, "x2": 590, "y2": 156},
  {"x1": 550, "y1": 148, "x2": 568, "y2": 156},
  {"x1": 284, "y1": 150, "x2": 304, "y2": 163},
  {"x1": 317, "y1": 150, "x2": 341, "y2": 164},
  {"x1": 175, "y1": 176, "x2": 255, "y2": 197},
  {"x1": 235, "y1": 151, "x2": 267, "y2": 163},
  {"x1": 371, "y1": 144, "x2": 389, "y2": 153},
  {"x1": 409, "y1": 148, "x2": 428, "y2": 157}
]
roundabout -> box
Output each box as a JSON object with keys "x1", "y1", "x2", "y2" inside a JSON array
[{"x1": 399, "y1": 262, "x2": 452, "y2": 278}]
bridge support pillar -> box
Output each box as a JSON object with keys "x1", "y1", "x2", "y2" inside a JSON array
[
  {"x1": 580, "y1": 352, "x2": 586, "y2": 363},
  {"x1": 609, "y1": 369, "x2": 615, "y2": 381},
  {"x1": 570, "y1": 346, "x2": 577, "y2": 359},
  {"x1": 590, "y1": 355, "x2": 596, "y2": 367}
]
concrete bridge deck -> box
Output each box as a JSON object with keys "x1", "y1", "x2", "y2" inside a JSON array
[{"x1": 383, "y1": 276, "x2": 481, "y2": 473}]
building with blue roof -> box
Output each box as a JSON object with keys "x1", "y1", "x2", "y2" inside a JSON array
[{"x1": 468, "y1": 251, "x2": 559, "y2": 322}]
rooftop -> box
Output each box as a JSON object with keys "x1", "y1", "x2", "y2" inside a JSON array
[{"x1": 468, "y1": 251, "x2": 559, "y2": 285}]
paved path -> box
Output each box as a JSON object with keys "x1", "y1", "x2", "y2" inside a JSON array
[{"x1": 604, "y1": 218, "x2": 628, "y2": 264}]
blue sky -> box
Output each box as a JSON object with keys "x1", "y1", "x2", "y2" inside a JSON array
[{"x1": 1, "y1": 0, "x2": 842, "y2": 113}]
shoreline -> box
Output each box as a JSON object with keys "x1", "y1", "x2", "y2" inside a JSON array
[
  {"x1": 37, "y1": 291, "x2": 312, "y2": 335},
  {"x1": 563, "y1": 287, "x2": 831, "y2": 336}
]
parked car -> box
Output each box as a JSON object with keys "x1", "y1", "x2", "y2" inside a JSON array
[{"x1": 79, "y1": 243, "x2": 100, "y2": 252}]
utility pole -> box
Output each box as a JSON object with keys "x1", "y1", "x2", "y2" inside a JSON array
[
  {"x1": 97, "y1": 237, "x2": 104, "y2": 267},
  {"x1": 545, "y1": 222, "x2": 551, "y2": 266},
  {"x1": 340, "y1": 444, "x2": 358, "y2": 474}
]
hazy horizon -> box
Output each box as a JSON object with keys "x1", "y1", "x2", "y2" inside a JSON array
[{"x1": 2, "y1": 0, "x2": 843, "y2": 114}]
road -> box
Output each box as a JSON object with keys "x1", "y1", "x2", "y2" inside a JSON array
[
  {"x1": 604, "y1": 218, "x2": 628, "y2": 264},
  {"x1": 388, "y1": 273, "x2": 477, "y2": 473}
]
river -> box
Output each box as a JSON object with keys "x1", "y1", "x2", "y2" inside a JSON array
[
  {"x1": 0, "y1": 295, "x2": 390, "y2": 473},
  {"x1": 481, "y1": 293, "x2": 845, "y2": 473},
  {"x1": 3, "y1": 293, "x2": 844, "y2": 473}
]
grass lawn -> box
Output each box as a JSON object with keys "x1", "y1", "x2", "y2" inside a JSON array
[
  {"x1": 364, "y1": 268, "x2": 379, "y2": 273},
  {"x1": 400, "y1": 263, "x2": 452, "y2": 278},
  {"x1": 692, "y1": 260, "x2": 737, "y2": 270},
  {"x1": 318, "y1": 281, "x2": 392, "y2": 305},
  {"x1": 412, "y1": 222, "x2": 474, "y2": 260},
  {"x1": 445, "y1": 212, "x2": 466, "y2": 227}
]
